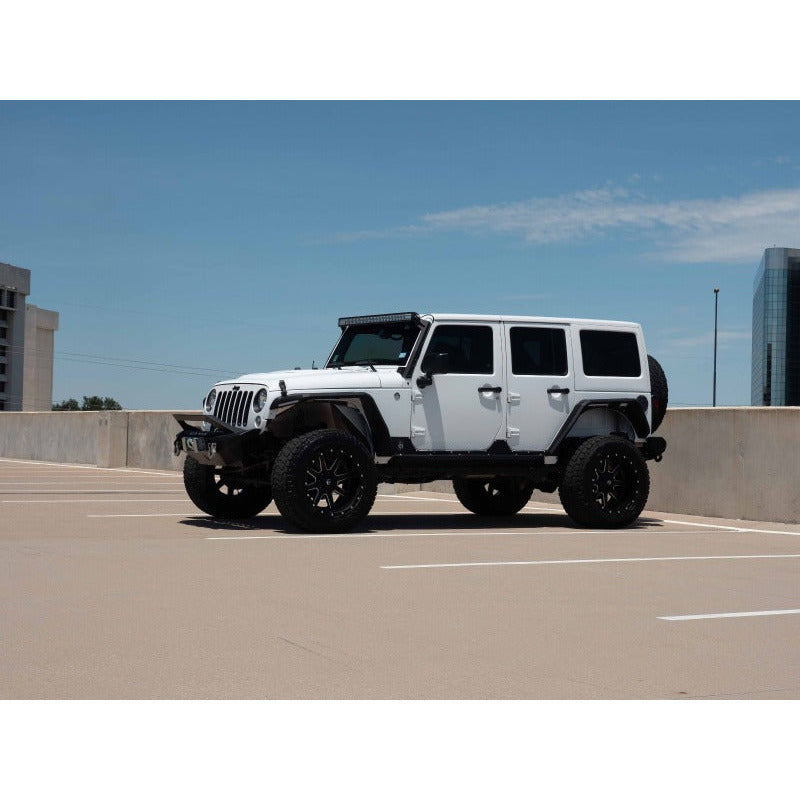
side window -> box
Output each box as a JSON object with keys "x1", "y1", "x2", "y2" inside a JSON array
[
  {"x1": 580, "y1": 330, "x2": 641, "y2": 377},
  {"x1": 425, "y1": 325, "x2": 493, "y2": 374},
  {"x1": 510, "y1": 327, "x2": 568, "y2": 375}
]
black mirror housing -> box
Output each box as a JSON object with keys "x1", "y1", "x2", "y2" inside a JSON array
[
  {"x1": 417, "y1": 352, "x2": 449, "y2": 388},
  {"x1": 421, "y1": 352, "x2": 449, "y2": 376}
]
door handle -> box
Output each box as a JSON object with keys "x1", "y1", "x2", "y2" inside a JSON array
[
  {"x1": 547, "y1": 387, "x2": 570, "y2": 395},
  {"x1": 478, "y1": 386, "x2": 502, "y2": 394}
]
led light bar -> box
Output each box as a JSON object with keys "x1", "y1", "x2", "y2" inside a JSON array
[{"x1": 338, "y1": 312, "x2": 419, "y2": 328}]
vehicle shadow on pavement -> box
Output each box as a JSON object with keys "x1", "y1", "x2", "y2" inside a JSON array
[{"x1": 178, "y1": 512, "x2": 663, "y2": 534}]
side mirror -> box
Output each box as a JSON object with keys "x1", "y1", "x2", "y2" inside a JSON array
[{"x1": 417, "y1": 352, "x2": 449, "y2": 388}]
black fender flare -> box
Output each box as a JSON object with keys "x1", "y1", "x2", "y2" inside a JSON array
[
  {"x1": 331, "y1": 403, "x2": 375, "y2": 452},
  {"x1": 268, "y1": 393, "x2": 392, "y2": 455},
  {"x1": 547, "y1": 399, "x2": 651, "y2": 456}
]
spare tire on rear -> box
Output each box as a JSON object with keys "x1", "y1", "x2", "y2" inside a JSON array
[{"x1": 648, "y1": 355, "x2": 668, "y2": 433}]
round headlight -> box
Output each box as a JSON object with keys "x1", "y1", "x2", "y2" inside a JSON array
[
  {"x1": 204, "y1": 389, "x2": 217, "y2": 413},
  {"x1": 253, "y1": 388, "x2": 268, "y2": 413}
]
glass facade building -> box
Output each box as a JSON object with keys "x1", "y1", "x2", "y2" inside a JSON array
[{"x1": 752, "y1": 247, "x2": 800, "y2": 406}]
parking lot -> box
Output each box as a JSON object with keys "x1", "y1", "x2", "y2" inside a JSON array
[{"x1": 2, "y1": 455, "x2": 800, "y2": 699}]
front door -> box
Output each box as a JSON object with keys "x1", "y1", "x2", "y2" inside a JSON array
[
  {"x1": 411, "y1": 322, "x2": 505, "y2": 451},
  {"x1": 503, "y1": 323, "x2": 574, "y2": 451}
]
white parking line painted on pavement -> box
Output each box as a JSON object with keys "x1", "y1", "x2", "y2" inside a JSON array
[
  {"x1": 2, "y1": 499, "x2": 194, "y2": 504},
  {"x1": 88, "y1": 513, "x2": 201, "y2": 518},
  {"x1": 0, "y1": 472, "x2": 182, "y2": 478},
  {"x1": 0, "y1": 490, "x2": 185, "y2": 496},
  {"x1": 659, "y1": 609, "x2": 800, "y2": 621},
  {"x1": 0, "y1": 457, "x2": 177, "y2": 476},
  {"x1": 88, "y1": 510, "x2": 464, "y2": 519},
  {"x1": 664, "y1": 518, "x2": 800, "y2": 536},
  {"x1": 380, "y1": 553, "x2": 800, "y2": 570},
  {"x1": 0, "y1": 482, "x2": 183, "y2": 487}
]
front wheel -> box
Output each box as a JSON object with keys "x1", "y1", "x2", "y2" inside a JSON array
[
  {"x1": 452, "y1": 477, "x2": 535, "y2": 516},
  {"x1": 183, "y1": 458, "x2": 273, "y2": 519},
  {"x1": 558, "y1": 436, "x2": 649, "y2": 528},
  {"x1": 271, "y1": 429, "x2": 377, "y2": 533}
]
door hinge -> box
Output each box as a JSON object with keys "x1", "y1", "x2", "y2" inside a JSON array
[
  {"x1": 506, "y1": 426, "x2": 520, "y2": 437},
  {"x1": 412, "y1": 391, "x2": 424, "y2": 404},
  {"x1": 507, "y1": 391, "x2": 521, "y2": 404},
  {"x1": 411, "y1": 426, "x2": 426, "y2": 437}
]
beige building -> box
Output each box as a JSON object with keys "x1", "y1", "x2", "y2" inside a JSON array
[
  {"x1": 0, "y1": 262, "x2": 58, "y2": 411},
  {"x1": 23, "y1": 304, "x2": 59, "y2": 411}
]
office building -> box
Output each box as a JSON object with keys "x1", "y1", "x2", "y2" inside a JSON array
[
  {"x1": 751, "y1": 247, "x2": 800, "y2": 406},
  {"x1": 0, "y1": 262, "x2": 59, "y2": 411},
  {"x1": 23, "y1": 304, "x2": 60, "y2": 411}
]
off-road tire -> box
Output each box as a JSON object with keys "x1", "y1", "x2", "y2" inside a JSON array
[
  {"x1": 271, "y1": 429, "x2": 377, "y2": 533},
  {"x1": 183, "y1": 458, "x2": 272, "y2": 519},
  {"x1": 648, "y1": 355, "x2": 668, "y2": 433},
  {"x1": 558, "y1": 436, "x2": 649, "y2": 528},
  {"x1": 452, "y1": 477, "x2": 535, "y2": 516}
]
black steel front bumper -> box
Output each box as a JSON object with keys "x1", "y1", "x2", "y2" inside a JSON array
[{"x1": 173, "y1": 413, "x2": 264, "y2": 468}]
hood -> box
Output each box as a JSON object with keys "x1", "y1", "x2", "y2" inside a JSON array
[{"x1": 214, "y1": 366, "x2": 408, "y2": 392}]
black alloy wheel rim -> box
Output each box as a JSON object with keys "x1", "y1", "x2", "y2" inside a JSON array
[
  {"x1": 213, "y1": 469, "x2": 245, "y2": 497},
  {"x1": 590, "y1": 451, "x2": 637, "y2": 513},
  {"x1": 483, "y1": 479, "x2": 509, "y2": 498},
  {"x1": 304, "y1": 447, "x2": 363, "y2": 517}
]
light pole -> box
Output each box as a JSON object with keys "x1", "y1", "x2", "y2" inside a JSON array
[{"x1": 713, "y1": 287, "x2": 719, "y2": 407}]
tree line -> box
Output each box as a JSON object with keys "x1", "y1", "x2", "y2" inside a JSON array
[{"x1": 52, "y1": 396, "x2": 123, "y2": 411}]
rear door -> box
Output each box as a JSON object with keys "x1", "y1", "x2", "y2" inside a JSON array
[
  {"x1": 503, "y1": 323, "x2": 574, "y2": 451},
  {"x1": 411, "y1": 322, "x2": 505, "y2": 451}
]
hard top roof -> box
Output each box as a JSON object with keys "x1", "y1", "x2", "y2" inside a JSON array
[
  {"x1": 338, "y1": 311, "x2": 641, "y2": 328},
  {"x1": 423, "y1": 312, "x2": 640, "y2": 328}
]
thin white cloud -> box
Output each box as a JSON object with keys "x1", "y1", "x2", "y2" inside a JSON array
[{"x1": 339, "y1": 185, "x2": 800, "y2": 263}]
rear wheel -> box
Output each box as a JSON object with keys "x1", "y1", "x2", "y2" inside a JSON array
[
  {"x1": 558, "y1": 436, "x2": 649, "y2": 528},
  {"x1": 452, "y1": 477, "x2": 535, "y2": 516},
  {"x1": 183, "y1": 458, "x2": 272, "y2": 519},
  {"x1": 272, "y1": 429, "x2": 377, "y2": 533}
]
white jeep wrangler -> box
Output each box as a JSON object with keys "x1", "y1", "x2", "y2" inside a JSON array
[{"x1": 174, "y1": 312, "x2": 667, "y2": 532}]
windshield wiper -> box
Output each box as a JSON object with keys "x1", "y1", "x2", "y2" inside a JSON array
[{"x1": 351, "y1": 360, "x2": 377, "y2": 372}]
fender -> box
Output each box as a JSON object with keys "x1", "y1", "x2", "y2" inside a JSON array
[
  {"x1": 269, "y1": 392, "x2": 392, "y2": 455},
  {"x1": 547, "y1": 399, "x2": 650, "y2": 455},
  {"x1": 332, "y1": 403, "x2": 375, "y2": 452}
]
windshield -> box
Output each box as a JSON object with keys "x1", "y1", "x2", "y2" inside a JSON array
[{"x1": 328, "y1": 321, "x2": 421, "y2": 367}]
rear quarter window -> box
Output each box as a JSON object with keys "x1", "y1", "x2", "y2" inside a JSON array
[{"x1": 579, "y1": 330, "x2": 641, "y2": 377}]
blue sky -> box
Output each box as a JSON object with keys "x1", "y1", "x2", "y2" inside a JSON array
[{"x1": 2, "y1": 101, "x2": 799, "y2": 410}]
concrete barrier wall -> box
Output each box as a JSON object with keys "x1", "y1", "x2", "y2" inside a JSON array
[
  {"x1": 0, "y1": 410, "x2": 188, "y2": 471},
  {"x1": 126, "y1": 411, "x2": 188, "y2": 471},
  {"x1": 0, "y1": 411, "x2": 100, "y2": 465},
  {"x1": 0, "y1": 407, "x2": 799, "y2": 523},
  {"x1": 646, "y1": 408, "x2": 800, "y2": 524}
]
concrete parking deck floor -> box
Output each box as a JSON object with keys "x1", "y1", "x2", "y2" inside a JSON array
[{"x1": 2, "y1": 455, "x2": 799, "y2": 699}]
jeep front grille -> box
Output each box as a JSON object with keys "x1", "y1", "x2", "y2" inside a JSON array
[{"x1": 212, "y1": 389, "x2": 253, "y2": 428}]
